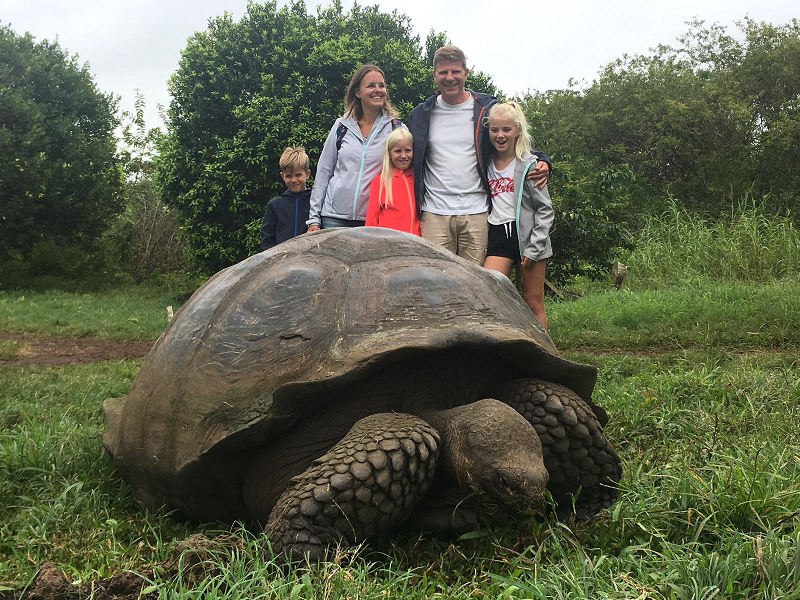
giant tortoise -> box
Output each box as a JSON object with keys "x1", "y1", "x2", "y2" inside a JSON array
[{"x1": 103, "y1": 227, "x2": 621, "y2": 560}]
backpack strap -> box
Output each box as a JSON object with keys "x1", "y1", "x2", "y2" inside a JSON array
[{"x1": 335, "y1": 121, "x2": 347, "y2": 151}]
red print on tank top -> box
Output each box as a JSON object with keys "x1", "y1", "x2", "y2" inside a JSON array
[{"x1": 488, "y1": 176, "x2": 514, "y2": 198}]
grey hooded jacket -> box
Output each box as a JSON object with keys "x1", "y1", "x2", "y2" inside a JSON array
[
  {"x1": 515, "y1": 151, "x2": 554, "y2": 262},
  {"x1": 307, "y1": 112, "x2": 403, "y2": 226}
]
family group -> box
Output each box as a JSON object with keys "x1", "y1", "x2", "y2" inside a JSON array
[{"x1": 259, "y1": 45, "x2": 553, "y2": 328}]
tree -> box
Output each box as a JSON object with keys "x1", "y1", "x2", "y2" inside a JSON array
[
  {"x1": 156, "y1": 1, "x2": 494, "y2": 272},
  {"x1": 111, "y1": 91, "x2": 185, "y2": 282},
  {"x1": 0, "y1": 24, "x2": 122, "y2": 260},
  {"x1": 525, "y1": 17, "x2": 800, "y2": 237}
]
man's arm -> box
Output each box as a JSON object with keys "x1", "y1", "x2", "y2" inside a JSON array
[{"x1": 526, "y1": 150, "x2": 551, "y2": 188}]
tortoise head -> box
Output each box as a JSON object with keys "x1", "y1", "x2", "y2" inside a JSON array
[{"x1": 425, "y1": 398, "x2": 549, "y2": 514}]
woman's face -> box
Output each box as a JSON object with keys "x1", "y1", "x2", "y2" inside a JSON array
[{"x1": 355, "y1": 70, "x2": 387, "y2": 113}]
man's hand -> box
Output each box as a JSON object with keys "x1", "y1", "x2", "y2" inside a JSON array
[
  {"x1": 525, "y1": 161, "x2": 550, "y2": 188},
  {"x1": 307, "y1": 224, "x2": 321, "y2": 232}
]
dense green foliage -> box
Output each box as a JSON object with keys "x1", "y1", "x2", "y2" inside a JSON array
[
  {"x1": 523, "y1": 17, "x2": 800, "y2": 281},
  {"x1": 156, "y1": 1, "x2": 469, "y2": 272},
  {"x1": 0, "y1": 24, "x2": 122, "y2": 262}
]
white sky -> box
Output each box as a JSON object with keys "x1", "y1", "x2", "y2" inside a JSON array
[{"x1": 3, "y1": 0, "x2": 797, "y2": 130}]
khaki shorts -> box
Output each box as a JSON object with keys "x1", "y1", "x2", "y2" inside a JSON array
[{"x1": 420, "y1": 211, "x2": 489, "y2": 265}]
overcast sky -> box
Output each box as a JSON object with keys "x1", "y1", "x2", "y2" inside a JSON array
[{"x1": 3, "y1": 0, "x2": 797, "y2": 130}]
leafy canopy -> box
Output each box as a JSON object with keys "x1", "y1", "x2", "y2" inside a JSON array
[
  {"x1": 157, "y1": 0, "x2": 474, "y2": 273},
  {"x1": 0, "y1": 23, "x2": 122, "y2": 260},
  {"x1": 521, "y1": 17, "x2": 800, "y2": 281}
]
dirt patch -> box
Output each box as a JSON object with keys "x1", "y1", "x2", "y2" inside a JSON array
[
  {"x1": 0, "y1": 331, "x2": 153, "y2": 366},
  {"x1": 2, "y1": 534, "x2": 244, "y2": 600}
]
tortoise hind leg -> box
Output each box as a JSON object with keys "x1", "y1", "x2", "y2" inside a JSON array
[
  {"x1": 493, "y1": 378, "x2": 622, "y2": 519},
  {"x1": 262, "y1": 413, "x2": 439, "y2": 562}
]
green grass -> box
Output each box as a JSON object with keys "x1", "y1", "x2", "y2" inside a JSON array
[
  {"x1": 2, "y1": 207, "x2": 799, "y2": 598},
  {"x1": 0, "y1": 339, "x2": 21, "y2": 360},
  {"x1": 0, "y1": 287, "x2": 187, "y2": 340},
  {"x1": 2, "y1": 297, "x2": 799, "y2": 597},
  {"x1": 0, "y1": 361, "x2": 205, "y2": 585},
  {"x1": 623, "y1": 201, "x2": 800, "y2": 286},
  {"x1": 548, "y1": 278, "x2": 800, "y2": 351}
]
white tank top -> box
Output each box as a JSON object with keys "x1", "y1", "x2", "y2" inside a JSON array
[{"x1": 487, "y1": 158, "x2": 516, "y2": 225}]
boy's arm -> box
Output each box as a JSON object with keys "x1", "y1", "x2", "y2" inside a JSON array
[{"x1": 260, "y1": 202, "x2": 278, "y2": 251}]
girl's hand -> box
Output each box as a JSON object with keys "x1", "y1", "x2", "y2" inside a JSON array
[
  {"x1": 307, "y1": 224, "x2": 321, "y2": 232},
  {"x1": 525, "y1": 162, "x2": 550, "y2": 188},
  {"x1": 521, "y1": 256, "x2": 532, "y2": 268}
]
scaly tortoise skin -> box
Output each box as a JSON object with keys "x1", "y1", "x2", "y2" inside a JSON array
[{"x1": 103, "y1": 228, "x2": 621, "y2": 560}]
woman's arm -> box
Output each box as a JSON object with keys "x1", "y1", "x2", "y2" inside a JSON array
[
  {"x1": 307, "y1": 123, "x2": 340, "y2": 228},
  {"x1": 365, "y1": 174, "x2": 382, "y2": 227}
]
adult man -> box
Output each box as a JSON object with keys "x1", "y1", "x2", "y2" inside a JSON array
[{"x1": 408, "y1": 45, "x2": 551, "y2": 264}]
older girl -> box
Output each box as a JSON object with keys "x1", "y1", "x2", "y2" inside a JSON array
[
  {"x1": 483, "y1": 101, "x2": 554, "y2": 329},
  {"x1": 307, "y1": 64, "x2": 403, "y2": 230}
]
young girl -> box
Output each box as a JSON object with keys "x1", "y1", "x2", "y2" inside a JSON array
[
  {"x1": 365, "y1": 129, "x2": 420, "y2": 235},
  {"x1": 483, "y1": 101, "x2": 554, "y2": 329}
]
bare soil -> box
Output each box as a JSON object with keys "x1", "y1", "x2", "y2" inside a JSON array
[
  {"x1": 0, "y1": 331, "x2": 153, "y2": 366},
  {"x1": 2, "y1": 534, "x2": 243, "y2": 600}
]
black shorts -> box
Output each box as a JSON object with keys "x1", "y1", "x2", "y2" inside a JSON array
[{"x1": 486, "y1": 222, "x2": 521, "y2": 261}]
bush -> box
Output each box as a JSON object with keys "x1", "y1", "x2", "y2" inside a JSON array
[{"x1": 624, "y1": 199, "x2": 800, "y2": 286}]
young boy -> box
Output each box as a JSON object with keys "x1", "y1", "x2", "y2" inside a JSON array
[{"x1": 259, "y1": 147, "x2": 312, "y2": 250}]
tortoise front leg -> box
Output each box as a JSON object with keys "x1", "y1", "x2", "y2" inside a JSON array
[
  {"x1": 264, "y1": 413, "x2": 439, "y2": 562},
  {"x1": 493, "y1": 379, "x2": 622, "y2": 519}
]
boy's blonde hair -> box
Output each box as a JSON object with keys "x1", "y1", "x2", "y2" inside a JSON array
[
  {"x1": 377, "y1": 128, "x2": 413, "y2": 208},
  {"x1": 279, "y1": 146, "x2": 309, "y2": 173},
  {"x1": 433, "y1": 45, "x2": 467, "y2": 70},
  {"x1": 487, "y1": 101, "x2": 532, "y2": 161}
]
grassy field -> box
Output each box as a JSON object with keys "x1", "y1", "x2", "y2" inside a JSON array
[{"x1": 1, "y1": 209, "x2": 799, "y2": 598}]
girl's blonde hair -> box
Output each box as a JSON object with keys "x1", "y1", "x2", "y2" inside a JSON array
[
  {"x1": 378, "y1": 128, "x2": 413, "y2": 207},
  {"x1": 343, "y1": 64, "x2": 398, "y2": 121},
  {"x1": 487, "y1": 101, "x2": 532, "y2": 161}
]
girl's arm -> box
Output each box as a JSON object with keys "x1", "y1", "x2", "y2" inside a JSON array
[
  {"x1": 365, "y1": 174, "x2": 382, "y2": 227},
  {"x1": 307, "y1": 123, "x2": 340, "y2": 227},
  {"x1": 521, "y1": 180, "x2": 555, "y2": 261}
]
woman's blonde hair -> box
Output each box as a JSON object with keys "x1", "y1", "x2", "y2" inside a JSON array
[
  {"x1": 487, "y1": 101, "x2": 532, "y2": 161},
  {"x1": 343, "y1": 64, "x2": 398, "y2": 121},
  {"x1": 377, "y1": 128, "x2": 413, "y2": 207}
]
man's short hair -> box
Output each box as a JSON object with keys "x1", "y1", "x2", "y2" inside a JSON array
[
  {"x1": 433, "y1": 45, "x2": 467, "y2": 70},
  {"x1": 279, "y1": 146, "x2": 309, "y2": 172}
]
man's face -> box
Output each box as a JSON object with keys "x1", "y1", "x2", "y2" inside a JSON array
[
  {"x1": 281, "y1": 168, "x2": 310, "y2": 193},
  {"x1": 433, "y1": 59, "x2": 469, "y2": 105}
]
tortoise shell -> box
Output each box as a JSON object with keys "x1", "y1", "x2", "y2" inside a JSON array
[{"x1": 103, "y1": 228, "x2": 599, "y2": 519}]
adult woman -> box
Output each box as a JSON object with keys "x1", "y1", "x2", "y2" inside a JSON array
[{"x1": 307, "y1": 64, "x2": 402, "y2": 230}]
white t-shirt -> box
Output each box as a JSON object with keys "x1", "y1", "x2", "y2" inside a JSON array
[
  {"x1": 487, "y1": 158, "x2": 516, "y2": 225},
  {"x1": 422, "y1": 96, "x2": 488, "y2": 215}
]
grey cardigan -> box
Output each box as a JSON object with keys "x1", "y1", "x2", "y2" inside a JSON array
[
  {"x1": 308, "y1": 112, "x2": 402, "y2": 225},
  {"x1": 515, "y1": 152, "x2": 554, "y2": 262}
]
